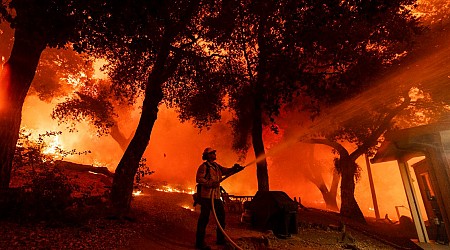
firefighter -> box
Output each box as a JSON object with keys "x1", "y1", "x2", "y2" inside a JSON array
[{"x1": 195, "y1": 147, "x2": 244, "y2": 250}]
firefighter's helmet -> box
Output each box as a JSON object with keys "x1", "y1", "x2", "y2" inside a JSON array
[{"x1": 202, "y1": 147, "x2": 216, "y2": 160}]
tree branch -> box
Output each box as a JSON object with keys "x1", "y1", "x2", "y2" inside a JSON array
[
  {"x1": 305, "y1": 138, "x2": 349, "y2": 158},
  {"x1": 350, "y1": 95, "x2": 411, "y2": 160}
]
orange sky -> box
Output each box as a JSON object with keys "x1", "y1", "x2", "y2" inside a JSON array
[{"x1": 20, "y1": 94, "x2": 421, "y2": 220}]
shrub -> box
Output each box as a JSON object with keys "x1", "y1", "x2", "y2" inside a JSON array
[
  {"x1": 1, "y1": 129, "x2": 105, "y2": 223},
  {"x1": 135, "y1": 157, "x2": 154, "y2": 184}
]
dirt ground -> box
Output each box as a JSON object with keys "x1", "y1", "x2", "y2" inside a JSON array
[
  {"x1": 0, "y1": 176, "x2": 423, "y2": 250},
  {"x1": 126, "y1": 187, "x2": 422, "y2": 250}
]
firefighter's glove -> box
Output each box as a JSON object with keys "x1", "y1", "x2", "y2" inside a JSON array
[{"x1": 232, "y1": 163, "x2": 244, "y2": 173}]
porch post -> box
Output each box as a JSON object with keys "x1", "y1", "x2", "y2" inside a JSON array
[
  {"x1": 397, "y1": 160, "x2": 429, "y2": 243},
  {"x1": 365, "y1": 154, "x2": 380, "y2": 220}
]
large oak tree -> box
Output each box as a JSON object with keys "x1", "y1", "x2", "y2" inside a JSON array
[{"x1": 72, "y1": 0, "x2": 238, "y2": 214}]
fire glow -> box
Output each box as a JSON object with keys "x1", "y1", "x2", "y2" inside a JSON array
[
  {"x1": 155, "y1": 185, "x2": 195, "y2": 195},
  {"x1": 42, "y1": 135, "x2": 62, "y2": 156},
  {"x1": 132, "y1": 190, "x2": 142, "y2": 196},
  {"x1": 182, "y1": 205, "x2": 195, "y2": 211}
]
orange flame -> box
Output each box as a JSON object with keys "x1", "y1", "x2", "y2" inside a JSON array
[
  {"x1": 132, "y1": 190, "x2": 142, "y2": 196},
  {"x1": 42, "y1": 134, "x2": 62, "y2": 156},
  {"x1": 155, "y1": 185, "x2": 195, "y2": 194},
  {"x1": 182, "y1": 205, "x2": 195, "y2": 211}
]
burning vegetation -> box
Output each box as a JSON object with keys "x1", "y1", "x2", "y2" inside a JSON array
[{"x1": 0, "y1": 0, "x2": 450, "y2": 249}]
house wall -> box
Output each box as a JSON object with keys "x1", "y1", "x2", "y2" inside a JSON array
[
  {"x1": 440, "y1": 130, "x2": 450, "y2": 168},
  {"x1": 433, "y1": 130, "x2": 450, "y2": 241}
]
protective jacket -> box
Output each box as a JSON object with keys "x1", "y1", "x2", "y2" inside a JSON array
[{"x1": 196, "y1": 161, "x2": 235, "y2": 199}]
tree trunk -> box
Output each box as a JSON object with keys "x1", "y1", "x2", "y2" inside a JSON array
[
  {"x1": 251, "y1": 104, "x2": 269, "y2": 191},
  {"x1": 110, "y1": 37, "x2": 170, "y2": 215},
  {"x1": 110, "y1": 80, "x2": 163, "y2": 214},
  {"x1": 319, "y1": 184, "x2": 339, "y2": 211},
  {"x1": 339, "y1": 158, "x2": 366, "y2": 223},
  {"x1": 109, "y1": 0, "x2": 202, "y2": 215},
  {"x1": 306, "y1": 139, "x2": 366, "y2": 222},
  {"x1": 328, "y1": 171, "x2": 340, "y2": 211},
  {"x1": 250, "y1": 8, "x2": 271, "y2": 192},
  {"x1": 0, "y1": 28, "x2": 46, "y2": 190},
  {"x1": 304, "y1": 144, "x2": 339, "y2": 211}
]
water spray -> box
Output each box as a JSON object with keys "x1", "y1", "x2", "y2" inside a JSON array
[{"x1": 206, "y1": 26, "x2": 450, "y2": 248}]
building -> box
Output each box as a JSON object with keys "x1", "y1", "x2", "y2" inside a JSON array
[{"x1": 371, "y1": 121, "x2": 450, "y2": 246}]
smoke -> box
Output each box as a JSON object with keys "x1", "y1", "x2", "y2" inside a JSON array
[
  {"x1": 16, "y1": 15, "x2": 450, "y2": 221},
  {"x1": 21, "y1": 92, "x2": 412, "y2": 218},
  {"x1": 21, "y1": 95, "x2": 124, "y2": 166}
]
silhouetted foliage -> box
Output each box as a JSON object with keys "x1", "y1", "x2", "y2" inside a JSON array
[
  {"x1": 0, "y1": 22, "x2": 95, "y2": 102},
  {"x1": 0, "y1": 0, "x2": 105, "y2": 190},
  {"x1": 52, "y1": 80, "x2": 117, "y2": 135},
  {"x1": 134, "y1": 158, "x2": 154, "y2": 185},
  {"x1": 0, "y1": 130, "x2": 104, "y2": 223}
]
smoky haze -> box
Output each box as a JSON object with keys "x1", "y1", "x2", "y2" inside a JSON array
[
  {"x1": 15, "y1": 18, "x2": 450, "y2": 221},
  {"x1": 20, "y1": 89, "x2": 412, "y2": 220}
]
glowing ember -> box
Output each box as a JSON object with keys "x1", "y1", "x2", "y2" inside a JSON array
[
  {"x1": 92, "y1": 160, "x2": 109, "y2": 168},
  {"x1": 42, "y1": 135, "x2": 62, "y2": 156},
  {"x1": 155, "y1": 185, "x2": 195, "y2": 194},
  {"x1": 132, "y1": 190, "x2": 142, "y2": 196},
  {"x1": 182, "y1": 205, "x2": 194, "y2": 211}
]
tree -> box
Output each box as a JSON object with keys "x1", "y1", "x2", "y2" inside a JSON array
[
  {"x1": 52, "y1": 78, "x2": 133, "y2": 151},
  {"x1": 303, "y1": 143, "x2": 340, "y2": 211},
  {"x1": 0, "y1": 0, "x2": 90, "y2": 189},
  {"x1": 72, "y1": 0, "x2": 235, "y2": 214},
  {"x1": 178, "y1": 0, "x2": 318, "y2": 191},
  {"x1": 303, "y1": 0, "x2": 450, "y2": 223},
  {"x1": 307, "y1": 95, "x2": 412, "y2": 222},
  {"x1": 2, "y1": 21, "x2": 132, "y2": 150},
  {"x1": 1, "y1": 19, "x2": 95, "y2": 103},
  {"x1": 283, "y1": 0, "x2": 423, "y2": 222}
]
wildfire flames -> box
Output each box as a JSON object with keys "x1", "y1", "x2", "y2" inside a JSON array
[
  {"x1": 182, "y1": 205, "x2": 195, "y2": 211},
  {"x1": 155, "y1": 185, "x2": 196, "y2": 211},
  {"x1": 132, "y1": 190, "x2": 142, "y2": 196},
  {"x1": 155, "y1": 185, "x2": 195, "y2": 195},
  {"x1": 42, "y1": 134, "x2": 62, "y2": 156},
  {"x1": 132, "y1": 184, "x2": 196, "y2": 211}
]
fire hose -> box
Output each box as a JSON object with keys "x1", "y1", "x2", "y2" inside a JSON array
[
  {"x1": 209, "y1": 165, "x2": 247, "y2": 250},
  {"x1": 210, "y1": 190, "x2": 243, "y2": 250}
]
